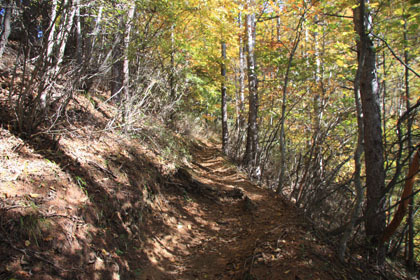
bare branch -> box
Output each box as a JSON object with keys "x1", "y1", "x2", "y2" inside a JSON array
[{"x1": 372, "y1": 33, "x2": 420, "y2": 78}]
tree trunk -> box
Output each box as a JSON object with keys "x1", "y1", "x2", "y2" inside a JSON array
[
  {"x1": 382, "y1": 50, "x2": 388, "y2": 163},
  {"x1": 221, "y1": 41, "x2": 228, "y2": 154},
  {"x1": 312, "y1": 15, "x2": 325, "y2": 183},
  {"x1": 244, "y1": 1, "x2": 258, "y2": 168},
  {"x1": 42, "y1": 0, "x2": 75, "y2": 108},
  {"x1": 111, "y1": 12, "x2": 124, "y2": 102},
  {"x1": 354, "y1": 0, "x2": 386, "y2": 265},
  {"x1": 75, "y1": 0, "x2": 83, "y2": 65},
  {"x1": 0, "y1": 0, "x2": 12, "y2": 59},
  {"x1": 46, "y1": 0, "x2": 58, "y2": 60},
  {"x1": 54, "y1": 0, "x2": 75, "y2": 69},
  {"x1": 277, "y1": 74, "x2": 287, "y2": 193},
  {"x1": 403, "y1": 16, "x2": 415, "y2": 272},
  {"x1": 87, "y1": 4, "x2": 103, "y2": 62},
  {"x1": 338, "y1": 51, "x2": 365, "y2": 262},
  {"x1": 237, "y1": 12, "x2": 246, "y2": 132},
  {"x1": 122, "y1": 3, "x2": 136, "y2": 123},
  {"x1": 169, "y1": 24, "x2": 176, "y2": 100}
]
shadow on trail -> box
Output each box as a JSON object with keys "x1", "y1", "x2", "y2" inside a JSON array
[{"x1": 0, "y1": 127, "x2": 196, "y2": 279}]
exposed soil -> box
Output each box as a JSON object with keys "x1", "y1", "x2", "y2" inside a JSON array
[{"x1": 137, "y1": 139, "x2": 359, "y2": 280}]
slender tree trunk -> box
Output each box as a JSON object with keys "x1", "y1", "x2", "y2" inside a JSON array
[
  {"x1": 221, "y1": 41, "x2": 228, "y2": 154},
  {"x1": 111, "y1": 12, "x2": 124, "y2": 102},
  {"x1": 338, "y1": 52, "x2": 364, "y2": 262},
  {"x1": 276, "y1": 11, "x2": 305, "y2": 194},
  {"x1": 313, "y1": 15, "x2": 321, "y2": 136},
  {"x1": 122, "y1": 3, "x2": 136, "y2": 123},
  {"x1": 46, "y1": 0, "x2": 58, "y2": 60},
  {"x1": 87, "y1": 4, "x2": 103, "y2": 61},
  {"x1": 42, "y1": 0, "x2": 75, "y2": 108},
  {"x1": 244, "y1": 1, "x2": 258, "y2": 167},
  {"x1": 0, "y1": 0, "x2": 12, "y2": 59},
  {"x1": 237, "y1": 12, "x2": 246, "y2": 132},
  {"x1": 277, "y1": 74, "x2": 287, "y2": 193},
  {"x1": 382, "y1": 50, "x2": 388, "y2": 163},
  {"x1": 275, "y1": 6, "x2": 286, "y2": 194},
  {"x1": 403, "y1": 16, "x2": 415, "y2": 272},
  {"x1": 312, "y1": 15, "x2": 324, "y2": 185},
  {"x1": 233, "y1": 12, "x2": 246, "y2": 160},
  {"x1": 54, "y1": 0, "x2": 75, "y2": 69},
  {"x1": 354, "y1": 0, "x2": 386, "y2": 265},
  {"x1": 83, "y1": 3, "x2": 103, "y2": 93},
  {"x1": 75, "y1": 0, "x2": 83, "y2": 65},
  {"x1": 169, "y1": 24, "x2": 176, "y2": 100}
]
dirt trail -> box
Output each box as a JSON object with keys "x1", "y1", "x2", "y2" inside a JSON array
[{"x1": 140, "y1": 139, "x2": 350, "y2": 280}]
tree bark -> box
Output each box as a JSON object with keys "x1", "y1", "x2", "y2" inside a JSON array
[
  {"x1": 403, "y1": 16, "x2": 415, "y2": 272},
  {"x1": 122, "y1": 3, "x2": 136, "y2": 123},
  {"x1": 169, "y1": 23, "x2": 176, "y2": 100},
  {"x1": 42, "y1": 0, "x2": 75, "y2": 108},
  {"x1": 312, "y1": 15, "x2": 325, "y2": 183},
  {"x1": 46, "y1": 0, "x2": 58, "y2": 60},
  {"x1": 221, "y1": 41, "x2": 228, "y2": 154},
  {"x1": 338, "y1": 52, "x2": 364, "y2": 262},
  {"x1": 354, "y1": 0, "x2": 386, "y2": 265},
  {"x1": 75, "y1": 0, "x2": 83, "y2": 65},
  {"x1": 87, "y1": 4, "x2": 103, "y2": 62},
  {"x1": 237, "y1": 12, "x2": 246, "y2": 132},
  {"x1": 0, "y1": 0, "x2": 12, "y2": 59},
  {"x1": 244, "y1": 1, "x2": 258, "y2": 167},
  {"x1": 111, "y1": 9, "x2": 124, "y2": 102},
  {"x1": 54, "y1": 0, "x2": 75, "y2": 69}
]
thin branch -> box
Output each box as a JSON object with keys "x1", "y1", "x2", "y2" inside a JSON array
[
  {"x1": 398, "y1": 97, "x2": 420, "y2": 125},
  {"x1": 321, "y1": 13, "x2": 353, "y2": 19},
  {"x1": 329, "y1": 165, "x2": 420, "y2": 237},
  {"x1": 257, "y1": 15, "x2": 279, "y2": 22},
  {"x1": 372, "y1": 33, "x2": 420, "y2": 78}
]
